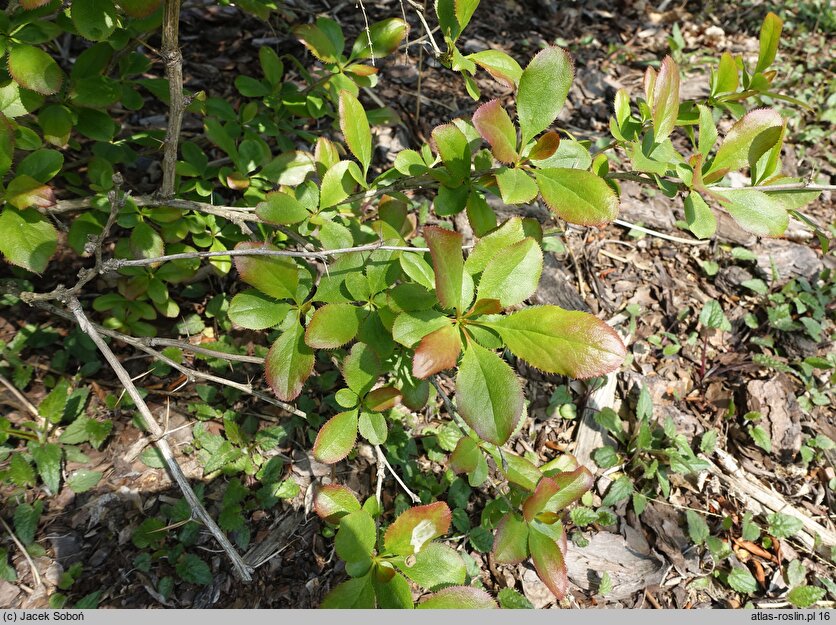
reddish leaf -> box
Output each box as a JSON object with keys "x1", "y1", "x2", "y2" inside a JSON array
[
  {"x1": 535, "y1": 168, "x2": 619, "y2": 226},
  {"x1": 5, "y1": 176, "x2": 55, "y2": 209},
  {"x1": 314, "y1": 484, "x2": 361, "y2": 523},
  {"x1": 465, "y1": 298, "x2": 503, "y2": 318},
  {"x1": 424, "y1": 226, "x2": 464, "y2": 312},
  {"x1": 384, "y1": 502, "x2": 451, "y2": 556},
  {"x1": 706, "y1": 108, "x2": 783, "y2": 182},
  {"x1": 364, "y1": 386, "x2": 401, "y2": 412},
  {"x1": 543, "y1": 467, "x2": 594, "y2": 513},
  {"x1": 517, "y1": 46, "x2": 574, "y2": 146},
  {"x1": 528, "y1": 130, "x2": 561, "y2": 161},
  {"x1": 528, "y1": 525, "x2": 569, "y2": 599},
  {"x1": 264, "y1": 322, "x2": 315, "y2": 401},
  {"x1": 468, "y1": 49, "x2": 522, "y2": 88},
  {"x1": 449, "y1": 436, "x2": 480, "y2": 474},
  {"x1": 412, "y1": 323, "x2": 461, "y2": 379},
  {"x1": 313, "y1": 410, "x2": 358, "y2": 464},
  {"x1": 652, "y1": 56, "x2": 680, "y2": 142},
  {"x1": 117, "y1": 0, "x2": 162, "y2": 17},
  {"x1": 417, "y1": 586, "x2": 498, "y2": 609},
  {"x1": 492, "y1": 513, "x2": 529, "y2": 564},
  {"x1": 522, "y1": 476, "x2": 560, "y2": 522},
  {"x1": 472, "y1": 99, "x2": 518, "y2": 164}
]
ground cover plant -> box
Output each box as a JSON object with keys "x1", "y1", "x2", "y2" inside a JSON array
[{"x1": 0, "y1": 0, "x2": 833, "y2": 610}]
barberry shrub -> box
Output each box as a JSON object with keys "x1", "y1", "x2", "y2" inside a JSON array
[{"x1": 0, "y1": 0, "x2": 822, "y2": 608}]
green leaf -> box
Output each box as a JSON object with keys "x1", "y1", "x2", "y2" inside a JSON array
[
  {"x1": 749, "y1": 425, "x2": 772, "y2": 453},
  {"x1": 417, "y1": 586, "x2": 497, "y2": 609},
  {"x1": 476, "y1": 237, "x2": 542, "y2": 307},
  {"x1": 488, "y1": 305, "x2": 625, "y2": 378},
  {"x1": 30, "y1": 442, "x2": 62, "y2": 494},
  {"x1": 39, "y1": 378, "x2": 70, "y2": 423},
  {"x1": 787, "y1": 586, "x2": 825, "y2": 608},
  {"x1": 305, "y1": 303, "x2": 362, "y2": 349},
  {"x1": 431, "y1": 123, "x2": 471, "y2": 182},
  {"x1": 0, "y1": 548, "x2": 17, "y2": 582},
  {"x1": 435, "y1": 0, "x2": 480, "y2": 42},
  {"x1": 129, "y1": 221, "x2": 164, "y2": 260},
  {"x1": 685, "y1": 510, "x2": 710, "y2": 545},
  {"x1": 233, "y1": 242, "x2": 299, "y2": 301},
  {"x1": 264, "y1": 322, "x2": 315, "y2": 401},
  {"x1": 699, "y1": 299, "x2": 731, "y2": 331},
  {"x1": 8, "y1": 45, "x2": 64, "y2": 95},
  {"x1": 293, "y1": 20, "x2": 340, "y2": 63},
  {"x1": 314, "y1": 484, "x2": 361, "y2": 523},
  {"x1": 8, "y1": 454, "x2": 35, "y2": 487},
  {"x1": 256, "y1": 191, "x2": 309, "y2": 225},
  {"x1": 18, "y1": 149, "x2": 63, "y2": 183},
  {"x1": 651, "y1": 56, "x2": 680, "y2": 142},
  {"x1": 400, "y1": 252, "x2": 435, "y2": 291},
  {"x1": 314, "y1": 410, "x2": 358, "y2": 464},
  {"x1": 492, "y1": 513, "x2": 529, "y2": 564},
  {"x1": 335, "y1": 509, "x2": 377, "y2": 562},
  {"x1": 67, "y1": 469, "x2": 102, "y2": 493},
  {"x1": 455, "y1": 341, "x2": 523, "y2": 445},
  {"x1": 321, "y1": 574, "x2": 375, "y2": 608},
  {"x1": 58, "y1": 416, "x2": 112, "y2": 449},
  {"x1": 707, "y1": 109, "x2": 783, "y2": 179},
  {"x1": 373, "y1": 570, "x2": 413, "y2": 608},
  {"x1": 176, "y1": 553, "x2": 212, "y2": 585},
  {"x1": 766, "y1": 513, "x2": 803, "y2": 539},
  {"x1": 727, "y1": 566, "x2": 758, "y2": 594},
  {"x1": 464, "y1": 217, "x2": 525, "y2": 274},
  {"x1": 712, "y1": 188, "x2": 789, "y2": 238},
  {"x1": 412, "y1": 323, "x2": 461, "y2": 379},
  {"x1": 528, "y1": 525, "x2": 568, "y2": 598},
  {"x1": 72, "y1": 0, "x2": 118, "y2": 41},
  {"x1": 714, "y1": 52, "x2": 739, "y2": 95},
  {"x1": 13, "y1": 501, "x2": 43, "y2": 545},
  {"x1": 497, "y1": 587, "x2": 533, "y2": 609},
  {"x1": 397, "y1": 542, "x2": 466, "y2": 590},
  {"x1": 339, "y1": 90, "x2": 372, "y2": 176},
  {"x1": 319, "y1": 160, "x2": 359, "y2": 209},
  {"x1": 601, "y1": 475, "x2": 633, "y2": 507},
  {"x1": 697, "y1": 104, "x2": 718, "y2": 157},
  {"x1": 542, "y1": 467, "x2": 594, "y2": 512},
  {"x1": 535, "y1": 168, "x2": 619, "y2": 226},
  {"x1": 495, "y1": 167, "x2": 538, "y2": 205},
  {"x1": 472, "y1": 99, "x2": 517, "y2": 164},
  {"x1": 384, "y1": 502, "x2": 452, "y2": 556},
  {"x1": 683, "y1": 191, "x2": 716, "y2": 239},
  {"x1": 358, "y1": 410, "x2": 387, "y2": 445},
  {"x1": 425, "y1": 226, "x2": 464, "y2": 312},
  {"x1": 228, "y1": 289, "x2": 290, "y2": 330},
  {"x1": 342, "y1": 342, "x2": 382, "y2": 396},
  {"x1": 351, "y1": 18, "x2": 408, "y2": 59},
  {"x1": 468, "y1": 50, "x2": 523, "y2": 88},
  {"x1": 755, "y1": 12, "x2": 783, "y2": 74},
  {"x1": 517, "y1": 46, "x2": 574, "y2": 146},
  {"x1": 0, "y1": 206, "x2": 58, "y2": 273}
]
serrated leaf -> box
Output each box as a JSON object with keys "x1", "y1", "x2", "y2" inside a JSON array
[
  {"x1": 118, "y1": 0, "x2": 162, "y2": 18},
  {"x1": 601, "y1": 475, "x2": 633, "y2": 507},
  {"x1": 464, "y1": 217, "x2": 525, "y2": 274},
  {"x1": 492, "y1": 513, "x2": 529, "y2": 564},
  {"x1": 449, "y1": 436, "x2": 480, "y2": 473},
  {"x1": 495, "y1": 167, "x2": 538, "y2": 205},
  {"x1": 264, "y1": 322, "x2": 315, "y2": 401},
  {"x1": 305, "y1": 303, "x2": 362, "y2": 349},
  {"x1": 476, "y1": 237, "x2": 542, "y2": 307},
  {"x1": 256, "y1": 191, "x2": 309, "y2": 225},
  {"x1": 707, "y1": 109, "x2": 783, "y2": 179},
  {"x1": 417, "y1": 586, "x2": 497, "y2": 609},
  {"x1": 472, "y1": 99, "x2": 518, "y2": 164},
  {"x1": 685, "y1": 510, "x2": 710, "y2": 545},
  {"x1": 712, "y1": 188, "x2": 789, "y2": 238},
  {"x1": 431, "y1": 123, "x2": 471, "y2": 182},
  {"x1": 412, "y1": 323, "x2": 461, "y2": 379},
  {"x1": 321, "y1": 574, "x2": 375, "y2": 608},
  {"x1": 342, "y1": 342, "x2": 382, "y2": 396},
  {"x1": 488, "y1": 306, "x2": 625, "y2": 378},
  {"x1": 536, "y1": 168, "x2": 619, "y2": 226},
  {"x1": 787, "y1": 586, "x2": 825, "y2": 608},
  {"x1": 528, "y1": 130, "x2": 560, "y2": 161},
  {"x1": 358, "y1": 410, "x2": 387, "y2": 445},
  {"x1": 651, "y1": 56, "x2": 680, "y2": 142},
  {"x1": 233, "y1": 242, "x2": 299, "y2": 301},
  {"x1": 314, "y1": 484, "x2": 361, "y2": 523},
  {"x1": 30, "y1": 442, "x2": 62, "y2": 494},
  {"x1": 528, "y1": 525, "x2": 569, "y2": 598},
  {"x1": 468, "y1": 49, "x2": 522, "y2": 88},
  {"x1": 228, "y1": 289, "x2": 290, "y2": 330},
  {"x1": 72, "y1": 0, "x2": 118, "y2": 41},
  {"x1": 67, "y1": 469, "x2": 102, "y2": 493},
  {"x1": 335, "y1": 509, "x2": 376, "y2": 562},
  {"x1": 517, "y1": 47, "x2": 573, "y2": 146},
  {"x1": 384, "y1": 502, "x2": 451, "y2": 556},
  {"x1": 425, "y1": 226, "x2": 464, "y2": 312},
  {"x1": 339, "y1": 90, "x2": 372, "y2": 176},
  {"x1": 8, "y1": 454, "x2": 35, "y2": 487},
  {"x1": 435, "y1": 0, "x2": 480, "y2": 42},
  {"x1": 14, "y1": 501, "x2": 43, "y2": 545},
  {"x1": 313, "y1": 410, "x2": 358, "y2": 464},
  {"x1": 728, "y1": 566, "x2": 758, "y2": 594},
  {"x1": 8, "y1": 45, "x2": 64, "y2": 95},
  {"x1": 176, "y1": 553, "x2": 212, "y2": 585},
  {"x1": 683, "y1": 191, "x2": 716, "y2": 239},
  {"x1": 293, "y1": 20, "x2": 340, "y2": 63},
  {"x1": 397, "y1": 542, "x2": 466, "y2": 589},
  {"x1": 373, "y1": 569, "x2": 413, "y2": 608},
  {"x1": 497, "y1": 587, "x2": 533, "y2": 609},
  {"x1": 39, "y1": 378, "x2": 70, "y2": 424},
  {"x1": 766, "y1": 513, "x2": 803, "y2": 539},
  {"x1": 0, "y1": 206, "x2": 58, "y2": 273}
]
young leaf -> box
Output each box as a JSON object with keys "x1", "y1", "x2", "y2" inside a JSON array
[
  {"x1": 787, "y1": 586, "x2": 826, "y2": 608},
  {"x1": 8, "y1": 45, "x2": 64, "y2": 95},
  {"x1": 535, "y1": 168, "x2": 619, "y2": 225},
  {"x1": 412, "y1": 323, "x2": 462, "y2": 379},
  {"x1": 383, "y1": 502, "x2": 452, "y2": 556},
  {"x1": 472, "y1": 99, "x2": 518, "y2": 164},
  {"x1": 351, "y1": 18, "x2": 408, "y2": 59},
  {"x1": 30, "y1": 442, "x2": 62, "y2": 494},
  {"x1": 373, "y1": 570, "x2": 413, "y2": 609},
  {"x1": 228, "y1": 289, "x2": 290, "y2": 330},
  {"x1": 714, "y1": 52, "x2": 739, "y2": 95},
  {"x1": 339, "y1": 90, "x2": 372, "y2": 176},
  {"x1": 342, "y1": 342, "x2": 382, "y2": 396},
  {"x1": 517, "y1": 47, "x2": 574, "y2": 146},
  {"x1": 683, "y1": 191, "x2": 716, "y2": 240},
  {"x1": 464, "y1": 217, "x2": 526, "y2": 274},
  {"x1": 455, "y1": 341, "x2": 524, "y2": 445},
  {"x1": 728, "y1": 566, "x2": 758, "y2": 594},
  {"x1": 468, "y1": 50, "x2": 523, "y2": 88},
  {"x1": 492, "y1": 513, "x2": 529, "y2": 564},
  {"x1": 417, "y1": 586, "x2": 497, "y2": 609},
  {"x1": 0, "y1": 206, "x2": 58, "y2": 273},
  {"x1": 435, "y1": 0, "x2": 480, "y2": 42},
  {"x1": 712, "y1": 188, "x2": 789, "y2": 238},
  {"x1": 495, "y1": 167, "x2": 538, "y2": 205},
  {"x1": 755, "y1": 12, "x2": 783, "y2": 74},
  {"x1": 651, "y1": 56, "x2": 680, "y2": 142},
  {"x1": 449, "y1": 436, "x2": 481, "y2": 474},
  {"x1": 314, "y1": 484, "x2": 362, "y2": 523},
  {"x1": 335, "y1": 510, "x2": 377, "y2": 562},
  {"x1": 265, "y1": 322, "x2": 315, "y2": 401},
  {"x1": 528, "y1": 131, "x2": 560, "y2": 161},
  {"x1": 707, "y1": 109, "x2": 783, "y2": 180},
  {"x1": 476, "y1": 237, "x2": 542, "y2": 308},
  {"x1": 321, "y1": 574, "x2": 375, "y2": 608},
  {"x1": 358, "y1": 410, "x2": 387, "y2": 444},
  {"x1": 488, "y1": 306, "x2": 625, "y2": 378},
  {"x1": 543, "y1": 467, "x2": 594, "y2": 512},
  {"x1": 305, "y1": 303, "x2": 362, "y2": 349},
  {"x1": 397, "y1": 542, "x2": 466, "y2": 590},
  {"x1": 293, "y1": 21, "x2": 340, "y2": 63},
  {"x1": 424, "y1": 226, "x2": 464, "y2": 312},
  {"x1": 233, "y1": 242, "x2": 299, "y2": 301},
  {"x1": 313, "y1": 410, "x2": 359, "y2": 464},
  {"x1": 431, "y1": 123, "x2": 471, "y2": 182},
  {"x1": 363, "y1": 386, "x2": 401, "y2": 413},
  {"x1": 528, "y1": 525, "x2": 569, "y2": 598}
]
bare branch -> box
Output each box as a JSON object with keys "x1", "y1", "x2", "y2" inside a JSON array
[
  {"x1": 161, "y1": 0, "x2": 184, "y2": 198},
  {"x1": 67, "y1": 296, "x2": 253, "y2": 581}
]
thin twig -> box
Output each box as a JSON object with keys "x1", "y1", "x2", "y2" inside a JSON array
[
  {"x1": 429, "y1": 376, "x2": 470, "y2": 434},
  {"x1": 405, "y1": 0, "x2": 442, "y2": 58},
  {"x1": 613, "y1": 219, "x2": 710, "y2": 245},
  {"x1": 0, "y1": 517, "x2": 42, "y2": 589},
  {"x1": 67, "y1": 297, "x2": 253, "y2": 581},
  {"x1": 160, "y1": 0, "x2": 184, "y2": 198},
  {"x1": 375, "y1": 444, "x2": 419, "y2": 503},
  {"x1": 0, "y1": 373, "x2": 41, "y2": 420},
  {"x1": 356, "y1": 0, "x2": 375, "y2": 66}
]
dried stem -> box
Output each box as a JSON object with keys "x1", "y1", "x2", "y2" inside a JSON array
[
  {"x1": 67, "y1": 296, "x2": 253, "y2": 581},
  {"x1": 375, "y1": 444, "x2": 419, "y2": 503},
  {"x1": 161, "y1": 0, "x2": 184, "y2": 198}
]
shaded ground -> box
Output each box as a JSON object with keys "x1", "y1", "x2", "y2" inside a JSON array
[{"x1": 1, "y1": 0, "x2": 834, "y2": 610}]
